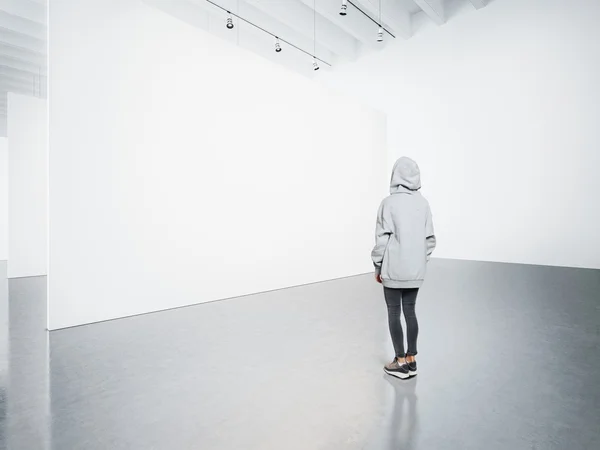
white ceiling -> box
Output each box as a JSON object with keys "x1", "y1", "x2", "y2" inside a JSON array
[
  {"x1": 0, "y1": 0, "x2": 488, "y2": 135},
  {"x1": 144, "y1": 0, "x2": 489, "y2": 74},
  {"x1": 0, "y1": 0, "x2": 47, "y2": 136}
]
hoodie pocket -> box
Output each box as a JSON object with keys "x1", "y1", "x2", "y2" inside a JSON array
[{"x1": 382, "y1": 238, "x2": 425, "y2": 282}]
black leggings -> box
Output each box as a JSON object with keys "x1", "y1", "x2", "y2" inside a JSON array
[{"x1": 384, "y1": 287, "x2": 419, "y2": 357}]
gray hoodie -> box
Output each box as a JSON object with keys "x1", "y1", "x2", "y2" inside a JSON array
[{"x1": 371, "y1": 157, "x2": 436, "y2": 289}]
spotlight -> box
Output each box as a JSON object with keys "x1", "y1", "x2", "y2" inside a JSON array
[
  {"x1": 377, "y1": 27, "x2": 383, "y2": 42},
  {"x1": 313, "y1": 59, "x2": 320, "y2": 71},
  {"x1": 275, "y1": 38, "x2": 282, "y2": 53},
  {"x1": 340, "y1": 0, "x2": 348, "y2": 15},
  {"x1": 226, "y1": 13, "x2": 234, "y2": 29}
]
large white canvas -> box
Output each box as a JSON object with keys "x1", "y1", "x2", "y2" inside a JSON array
[{"x1": 48, "y1": 0, "x2": 387, "y2": 329}]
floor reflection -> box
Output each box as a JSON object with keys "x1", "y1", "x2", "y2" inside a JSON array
[
  {"x1": 0, "y1": 260, "x2": 599, "y2": 449},
  {"x1": 5, "y1": 273, "x2": 49, "y2": 450},
  {"x1": 385, "y1": 375, "x2": 418, "y2": 450},
  {"x1": 0, "y1": 262, "x2": 7, "y2": 450}
]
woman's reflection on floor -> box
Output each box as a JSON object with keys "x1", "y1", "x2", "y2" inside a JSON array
[{"x1": 384, "y1": 375, "x2": 418, "y2": 450}]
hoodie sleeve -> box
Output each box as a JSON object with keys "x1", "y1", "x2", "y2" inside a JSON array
[
  {"x1": 425, "y1": 203, "x2": 436, "y2": 261},
  {"x1": 371, "y1": 201, "x2": 392, "y2": 276}
]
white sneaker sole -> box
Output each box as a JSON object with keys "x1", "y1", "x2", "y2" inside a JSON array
[
  {"x1": 384, "y1": 368, "x2": 410, "y2": 379},
  {"x1": 409, "y1": 369, "x2": 417, "y2": 376}
]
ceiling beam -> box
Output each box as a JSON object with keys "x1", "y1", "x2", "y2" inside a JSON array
[
  {"x1": 0, "y1": 25, "x2": 47, "y2": 54},
  {"x1": 143, "y1": 0, "x2": 209, "y2": 28},
  {"x1": 0, "y1": 42, "x2": 45, "y2": 66},
  {"x1": 0, "y1": 10, "x2": 47, "y2": 41},
  {"x1": 0, "y1": 0, "x2": 46, "y2": 25},
  {"x1": 351, "y1": 0, "x2": 412, "y2": 39},
  {"x1": 413, "y1": 0, "x2": 445, "y2": 25},
  {"x1": 0, "y1": 54, "x2": 46, "y2": 75},
  {"x1": 146, "y1": 0, "x2": 335, "y2": 65},
  {"x1": 296, "y1": 0, "x2": 381, "y2": 49},
  {"x1": 246, "y1": 0, "x2": 358, "y2": 60},
  {"x1": 469, "y1": 0, "x2": 487, "y2": 9},
  {"x1": 184, "y1": 0, "x2": 335, "y2": 62},
  {"x1": 0, "y1": 63, "x2": 44, "y2": 81}
]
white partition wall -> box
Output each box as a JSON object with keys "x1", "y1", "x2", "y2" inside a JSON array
[
  {"x1": 0, "y1": 139, "x2": 7, "y2": 261},
  {"x1": 7, "y1": 94, "x2": 48, "y2": 278},
  {"x1": 49, "y1": 0, "x2": 387, "y2": 330}
]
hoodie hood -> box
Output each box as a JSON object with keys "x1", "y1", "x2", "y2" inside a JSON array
[{"x1": 390, "y1": 157, "x2": 421, "y2": 194}]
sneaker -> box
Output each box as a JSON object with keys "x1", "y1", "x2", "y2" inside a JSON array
[
  {"x1": 384, "y1": 358, "x2": 410, "y2": 379},
  {"x1": 406, "y1": 359, "x2": 417, "y2": 377}
]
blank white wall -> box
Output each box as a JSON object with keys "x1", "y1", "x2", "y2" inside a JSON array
[
  {"x1": 322, "y1": 0, "x2": 600, "y2": 269},
  {"x1": 0, "y1": 139, "x2": 7, "y2": 261},
  {"x1": 49, "y1": 0, "x2": 387, "y2": 330},
  {"x1": 7, "y1": 94, "x2": 48, "y2": 278}
]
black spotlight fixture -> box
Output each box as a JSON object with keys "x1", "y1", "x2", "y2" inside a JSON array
[
  {"x1": 340, "y1": 0, "x2": 348, "y2": 16},
  {"x1": 313, "y1": 58, "x2": 320, "y2": 71},
  {"x1": 275, "y1": 38, "x2": 282, "y2": 52},
  {"x1": 377, "y1": 27, "x2": 383, "y2": 42},
  {"x1": 226, "y1": 13, "x2": 234, "y2": 29}
]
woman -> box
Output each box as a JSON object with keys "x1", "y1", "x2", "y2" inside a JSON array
[{"x1": 371, "y1": 157, "x2": 436, "y2": 379}]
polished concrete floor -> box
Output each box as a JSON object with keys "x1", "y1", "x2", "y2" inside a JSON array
[{"x1": 0, "y1": 259, "x2": 599, "y2": 449}]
